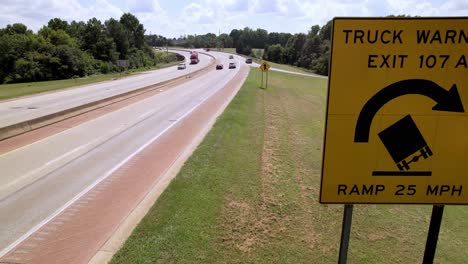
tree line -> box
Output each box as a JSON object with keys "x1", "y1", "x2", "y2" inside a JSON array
[
  {"x1": 0, "y1": 13, "x2": 176, "y2": 84},
  {"x1": 158, "y1": 19, "x2": 332, "y2": 75}
]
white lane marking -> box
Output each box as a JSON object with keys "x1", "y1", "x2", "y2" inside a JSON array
[
  {"x1": 0, "y1": 65, "x2": 236, "y2": 258},
  {"x1": 139, "y1": 110, "x2": 154, "y2": 119},
  {"x1": 1, "y1": 129, "x2": 123, "y2": 200},
  {"x1": 44, "y1": 140, "x2": 94, "y2": 167}
]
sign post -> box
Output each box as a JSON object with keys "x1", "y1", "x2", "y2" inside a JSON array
[
  {"x1": 259, "y1": 62, "x2": 270, "y2": 88},
  {"x1": 261, "y1": 69, "x2": 264, "y2": 88},
  {"x1": 423, "y1": 205, "x2": 445, "y2": 263},
  {"x1": 320, "y1": 17, "x2": 467, "y2": 263},
  {"x1": 338, "y1": 204, "x2": 353, "y2": 264}
]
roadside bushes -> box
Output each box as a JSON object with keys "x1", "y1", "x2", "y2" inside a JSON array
[{"x1": 0, "y1": 13, "x2": 177, "y2": 84}]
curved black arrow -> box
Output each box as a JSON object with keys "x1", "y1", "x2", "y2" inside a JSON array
[{"x1": 355, "y1": 79, "x2": 464, "y2": 143}]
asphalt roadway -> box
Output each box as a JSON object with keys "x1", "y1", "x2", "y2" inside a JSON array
[
  {"x1": 0, "y1": 50, "x2": 212, "y2": 129},
  {"x1": 0, "y1": 51, "x2": 244, "y2": 258}
]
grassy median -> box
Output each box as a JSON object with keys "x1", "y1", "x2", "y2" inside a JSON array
[{"x1": 111, "y1": 70, "x2": 467, "y2": 263}]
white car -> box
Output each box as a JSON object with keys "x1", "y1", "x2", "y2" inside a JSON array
[{"x1": 177, "y1": 63, "x2": 186, "y2": 70}]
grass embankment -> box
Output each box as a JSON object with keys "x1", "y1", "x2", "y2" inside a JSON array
[
  {"x1": 220, "y1": 48, "x2": 314, "y2": 74},
  {"x1": 252, "y1": 58, "x2": 314, "y2": 74},
  {"x1": 0, "y1": 55, "x2": 180, "y2": 100},
  {"x1": 111, "y1": 71, "x2": 467, "y2": 263}
]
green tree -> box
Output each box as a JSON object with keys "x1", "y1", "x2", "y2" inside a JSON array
[
  {"x1": 48, "y1": 18, "x2": 69, "y2": 31},
  {"x1": 105, "y1": 18, "x2": 129, "y2": 59},
  {"x1": 309, "y1": 25, "x2": 320, "y2": 38},
  {"x1": 217, "y1": 33, "x2": 233, "y2": 49},
  {"x1": 67, "y1": 21, "x2": 86, "y2": 45},
  {"x1": 319, "y1": 20, "x2": 332, "y2": 41},
  {"x1": 1, "y1": 23, "x2": 29, "y2": 35},
  {"x1": 120, "y1": 13, "x2": 145, "y2": 49},
  {"x1": 0, "y1": 29, "x2": 35, "y2": 82},
  {"x1": 263, "y1": 44, "x2": 284, "y2": 63},
  {"x1": 284, "y1": 33, "x2": 306, "y2": 65},
  {"x1": 38, "y1": 27, "x2": 75, "y2": 46}
]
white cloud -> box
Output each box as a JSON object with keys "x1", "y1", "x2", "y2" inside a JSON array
[
  {"x1": 128, "y1": 0, "x2": 155, "y2": 13},
  {"x1": 179, "y1": 2, "x2": 217, "y2": 26},
  {"x1": 224, "y1": 0, "x2": 251, "y2": 12},
  {"x1": 0, "y1": 0, "x2": 466, "y2": 37},
  {"x1": 253, "y1": 0, "x2": 280, "y2": 14},
  {"x1": 0, "y1": 0, "x2": 123, "y2": 31},
  {"x1": 386, "y1": 0, "x2": 468, "y2": 16}
]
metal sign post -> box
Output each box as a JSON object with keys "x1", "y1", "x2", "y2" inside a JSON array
[
  {"x1": 423, "y1": 205, "x2": 445, "y2": 264},
  {"x1": 261, "y1": 71, "x2": 264, "y2": 88},
  {"x1": 338, "y1": 204, "x2": 354, "y2": 264}
]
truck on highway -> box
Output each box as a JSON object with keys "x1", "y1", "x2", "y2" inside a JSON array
[{"x1": 190, "y1": 52, "x2": 199, "y2": 64}]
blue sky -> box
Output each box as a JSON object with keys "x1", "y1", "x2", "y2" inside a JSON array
[{"x1": 1, "y1": 0, "x2": 467, "y2": 38}]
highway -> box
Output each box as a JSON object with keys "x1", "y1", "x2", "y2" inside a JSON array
[
  {"x1": 0, "y1": 51, "x2": 246, "y2": 260},
  {"x1": 0, "y1": 50, "x2": 213, "y2": 129}
]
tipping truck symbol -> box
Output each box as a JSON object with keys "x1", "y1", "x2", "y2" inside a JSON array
[
  {"x1": 378, "y1": 115, "x2": 433, "y2": 170},
  {"x1": 354, "y1": 79, "x2": 464, "y2": 176}
]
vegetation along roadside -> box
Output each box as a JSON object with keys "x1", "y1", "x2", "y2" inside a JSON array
[
  {"x1": 0, "y1": 13, "x2": 175, "y2": 85},
  {"x1": 110, "y1": 70, "x2": 467, "y2": 263},
  {"x1": 0, "y1": 52, "x2": 180, "y2": 100}
]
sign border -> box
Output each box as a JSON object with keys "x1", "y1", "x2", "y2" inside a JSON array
[{"x1": 319, "y1": 16, "x2": 468, "y2": 205}]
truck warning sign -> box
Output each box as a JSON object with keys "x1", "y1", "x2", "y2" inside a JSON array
[{"x1": 320, "y1": 17, "x2": 467, "y2": 204}]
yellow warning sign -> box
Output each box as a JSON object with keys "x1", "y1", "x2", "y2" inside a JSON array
[
  {"x1": 320, "y1": 18, "x2": 468, "y2": 204},
  {"x1": 259, "y1": 62, "x2": 270, "y2": 72}
]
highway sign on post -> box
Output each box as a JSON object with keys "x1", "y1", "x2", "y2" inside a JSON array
[
  {"x1": 320, "y1": 18, "x2": 467, "y2": 205},
  {"x1": 259, "y1": 62, "x2": 270, "y2": 72},
  {"x1": 259, "y1": 62, "x2": 271, "y2": 88}
]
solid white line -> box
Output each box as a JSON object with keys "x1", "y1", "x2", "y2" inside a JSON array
[{"x1": 0, "y1": 67, "x2": 233, "y2": 258}]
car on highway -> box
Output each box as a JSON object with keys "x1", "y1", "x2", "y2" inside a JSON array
[
  {"x1": 229, "y1": 55, "x2": 234, "y2": 59},
  {"x1": 216, "y1": 64, "x2": 223, "y2": 70},
  {"x1": 229, "y1": 62, "x2": 236, "y2": 69},
  {"x1": 245, "y1": 58, "x2": 252, "y2": 64},
  {"x1": 177, "y1": 63, "x2": 186, "y2": 70}
]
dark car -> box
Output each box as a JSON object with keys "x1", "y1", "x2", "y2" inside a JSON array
[
  {"x1": 229, "y1": 55, "x2": 234, "y2": 59},
  {"x1": 245, "y1": 58, "x2": 252, "y2": 64},
  {"x1": 229, "y1": 62, "x2": 236, "y2": 69},
  {"x1": 216, "y1": 64, "x2": 223, "y2": 70}
]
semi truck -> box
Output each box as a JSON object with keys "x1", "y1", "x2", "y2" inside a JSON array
[{"x1": 190, "y1": 52, "x2": 199, "y2": 64}]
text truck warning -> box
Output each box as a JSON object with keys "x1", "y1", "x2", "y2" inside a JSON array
[{"x1": 320, "y1": 17, "x2": 467, "y2": 204}]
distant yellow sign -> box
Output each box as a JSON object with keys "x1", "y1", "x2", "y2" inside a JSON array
[
  {"x1": 259, "y1": 62, "x2": 270, "y2": 72},
  {"x1": 320, "y1": 18, "x2": 468, "y2": 204}
]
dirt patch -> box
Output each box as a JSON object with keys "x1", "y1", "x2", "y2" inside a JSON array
[
  {"x1": 221, "y1": 197, "x2": 288, "y2": 253},
  {"x1": 367, "y1": 232, "x2": 391, "y2": 242}
]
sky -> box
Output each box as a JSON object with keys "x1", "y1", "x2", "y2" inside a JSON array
[{"x1": 0, "y1": 0, "x2": 467, "y2": 38}]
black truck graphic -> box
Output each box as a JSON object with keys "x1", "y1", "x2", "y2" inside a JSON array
[{"x1": 378, "y1": 115, "x2": 433, "y2": 171}]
